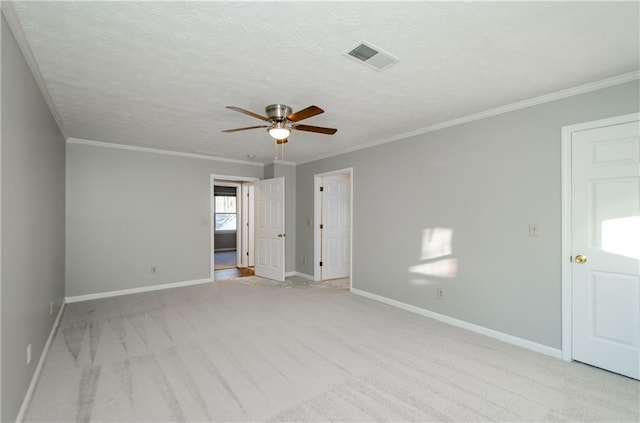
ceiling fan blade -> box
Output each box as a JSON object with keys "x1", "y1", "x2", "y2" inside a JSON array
[
  {"x1": 287, "y1": 105, "x2": 324, "y2": 122},
  {"x1": 221, "y1": 125, "x2": 268, "y2": 133},
  {"x1": 294, "y1": 124, "x2": 337, "y2": 135},
  {"x1": 226, "y1": 106, "x2": 269, "y2": 121}
]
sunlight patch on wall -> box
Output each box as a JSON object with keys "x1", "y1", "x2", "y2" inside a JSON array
[
  {"x1": 602, "y1": 216, "x2": 640, "y2": 259},
  {"x1": 409, "y1": 228, "x2": 458, "y2": 286},
  {"x1": 420, "y1": 227, "x2": 452, "y2": 260}
]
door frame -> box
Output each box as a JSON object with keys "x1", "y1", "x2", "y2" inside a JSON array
[
  {"x1": 240, "y1": 183, "x2": 255, "y2": 268},
  {"x1": 314, "y1": 167, "x2": 353, "y2": 285},
  {"x1": 210, "y1": 174, "x2": 259, "y2": 279},
  {"x1": 560, "y1": 112, "x2": 640, "y2": 362}
]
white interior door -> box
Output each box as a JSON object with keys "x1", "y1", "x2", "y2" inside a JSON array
[
  {"x1": 254, "y1": 177, "x2": 285, "y2": 281},
  {"x1": 321, "y1": 174, "x2": 351, "y2": 280},
  {"x1": 571, "y1": 117, "x2": 640, "y2": 379}
]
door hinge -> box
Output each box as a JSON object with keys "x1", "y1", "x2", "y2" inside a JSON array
[
  {"x1": 319, "y1": 261, "x2": 323, "y2": 267},
  {"x1": 319, "y1": 186, "x2": 324, "y2": 192},
  {"x1": 320, "y1": 223, "x2": 323, "y2": 229}
]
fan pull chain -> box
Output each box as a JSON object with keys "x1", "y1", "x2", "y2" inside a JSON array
[{"x1": 274, "y1": 140, "x2": 285, "y2": 161}]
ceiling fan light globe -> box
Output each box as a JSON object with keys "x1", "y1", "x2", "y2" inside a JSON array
[{"x1": 268, "y1": 127, "x2": 291, "y2": 140}]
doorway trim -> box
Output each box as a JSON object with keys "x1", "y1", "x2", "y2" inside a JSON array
[
  {"x1": 210, "y1": 174, "x2": 259, "y2": 280},
  {"x1": 560, "y1": 112, "x2": 640, "y2": 362},
  {"x1": 314, "y1": 167, "x2": 353, "y2": 287}
]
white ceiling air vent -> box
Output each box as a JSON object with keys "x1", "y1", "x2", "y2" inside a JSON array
[{"x1": 346, "y1": 41, "x2": 399, "y2": 71}]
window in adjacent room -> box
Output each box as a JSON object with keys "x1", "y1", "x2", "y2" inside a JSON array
[{"x1": 214, "y1": 189, "x2": 237, "y2": 232}]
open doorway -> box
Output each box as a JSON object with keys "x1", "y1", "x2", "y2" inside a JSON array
[
  {"x1": 314, "y1": 168, "x2": 353, "y2": 286},
  {"x1": 213, "y1": 184, "x2": 239, "y2": 270},
  {"x1": 211, "y1": 175, "x2": 258, "y2": 280}
]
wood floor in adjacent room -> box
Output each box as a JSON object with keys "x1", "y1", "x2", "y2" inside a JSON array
[{"x1": 25, "y1": 276, "x2": 639, "y2": 422}]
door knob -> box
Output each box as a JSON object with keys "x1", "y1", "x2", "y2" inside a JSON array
[
  {"x1": 277, "y1": 233, "x2": 285, "y2": 238},
  {"x1": 575, "y1": 254, "x2": 587, "y2": 264}
]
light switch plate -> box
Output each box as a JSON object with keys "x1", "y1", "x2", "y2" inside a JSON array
[{"x1": 529, "y1": 223, "x2": 540, "y2": 237}]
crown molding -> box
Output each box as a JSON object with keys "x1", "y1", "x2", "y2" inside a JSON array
[
  {"x1": 1, "y1": 2, "x2": 69, "y2": 139},
  {"x1": 66, "y1": 138, "x2": 265, "y2": 167},
  {"x1": 299, "y1": 70, "x2": 640, "y2": 165}
]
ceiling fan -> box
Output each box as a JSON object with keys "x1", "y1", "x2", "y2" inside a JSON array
[{"x1": 222, "y1": 104, "x2": 337, "y2": 144}]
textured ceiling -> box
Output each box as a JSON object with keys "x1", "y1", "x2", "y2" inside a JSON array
[{"x1": 5, "y1": 1, "x2": 640, "y2": 164}]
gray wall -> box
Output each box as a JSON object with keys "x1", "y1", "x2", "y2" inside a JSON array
[
  {"x1": 1, "y1": 13, "x2": 66, "y2": 422},
  {"x1": 265, "y1": 162, "x2": 296, "y2": 273},
  {"x1": 296, "y1": 80, "x2": 640, "y2": 350},
  {"x1": 66, "y1": 143, "x2": 262, "y2": 296},
  {"x1": 214, "y1": 232, "x2": 236, "y2": 251}
]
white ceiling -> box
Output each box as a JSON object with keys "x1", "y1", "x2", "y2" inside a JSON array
[{"x1": 5, "y1": 1, "x2": 639, "y2": 164}]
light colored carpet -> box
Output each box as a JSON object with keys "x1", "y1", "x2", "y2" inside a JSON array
[
  {"x1": 236, "y1": 275, "x2": 350, "y2": 290},
  {"x1": 26, "y1": 277, "x2": 639, "y2": 422}
]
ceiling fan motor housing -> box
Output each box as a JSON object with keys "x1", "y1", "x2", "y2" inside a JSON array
[{"x1": 266, "y1": 104, "x2": 292, "y2": 121}]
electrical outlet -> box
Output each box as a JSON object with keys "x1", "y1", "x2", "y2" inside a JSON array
[
  {"x1": 436, "y1": 288, "x2": 445, "y2": 300},
  {"x1": 151, "y1": 266, "x2": 158, "y2": 274},
  {"x1": 27, "y1": 344, "x2": 32, "y2": 365},
  {"x1": 50, "y1": 301, "x2": 54, "y2": 316}
]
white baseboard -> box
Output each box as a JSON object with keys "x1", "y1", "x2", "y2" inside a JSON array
[
  {"x1": 65, "y1": 278, "x2": 213, "y2": 303},
  {"x1": 350, "y1": 288, "x2": 562, "y2": 359},
  {"x1": 15, "y1": 300, "x2": 66, "y2": 423},
  {"x1": 286, "y1": 271, "x2": 314, "y2": 280}
]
